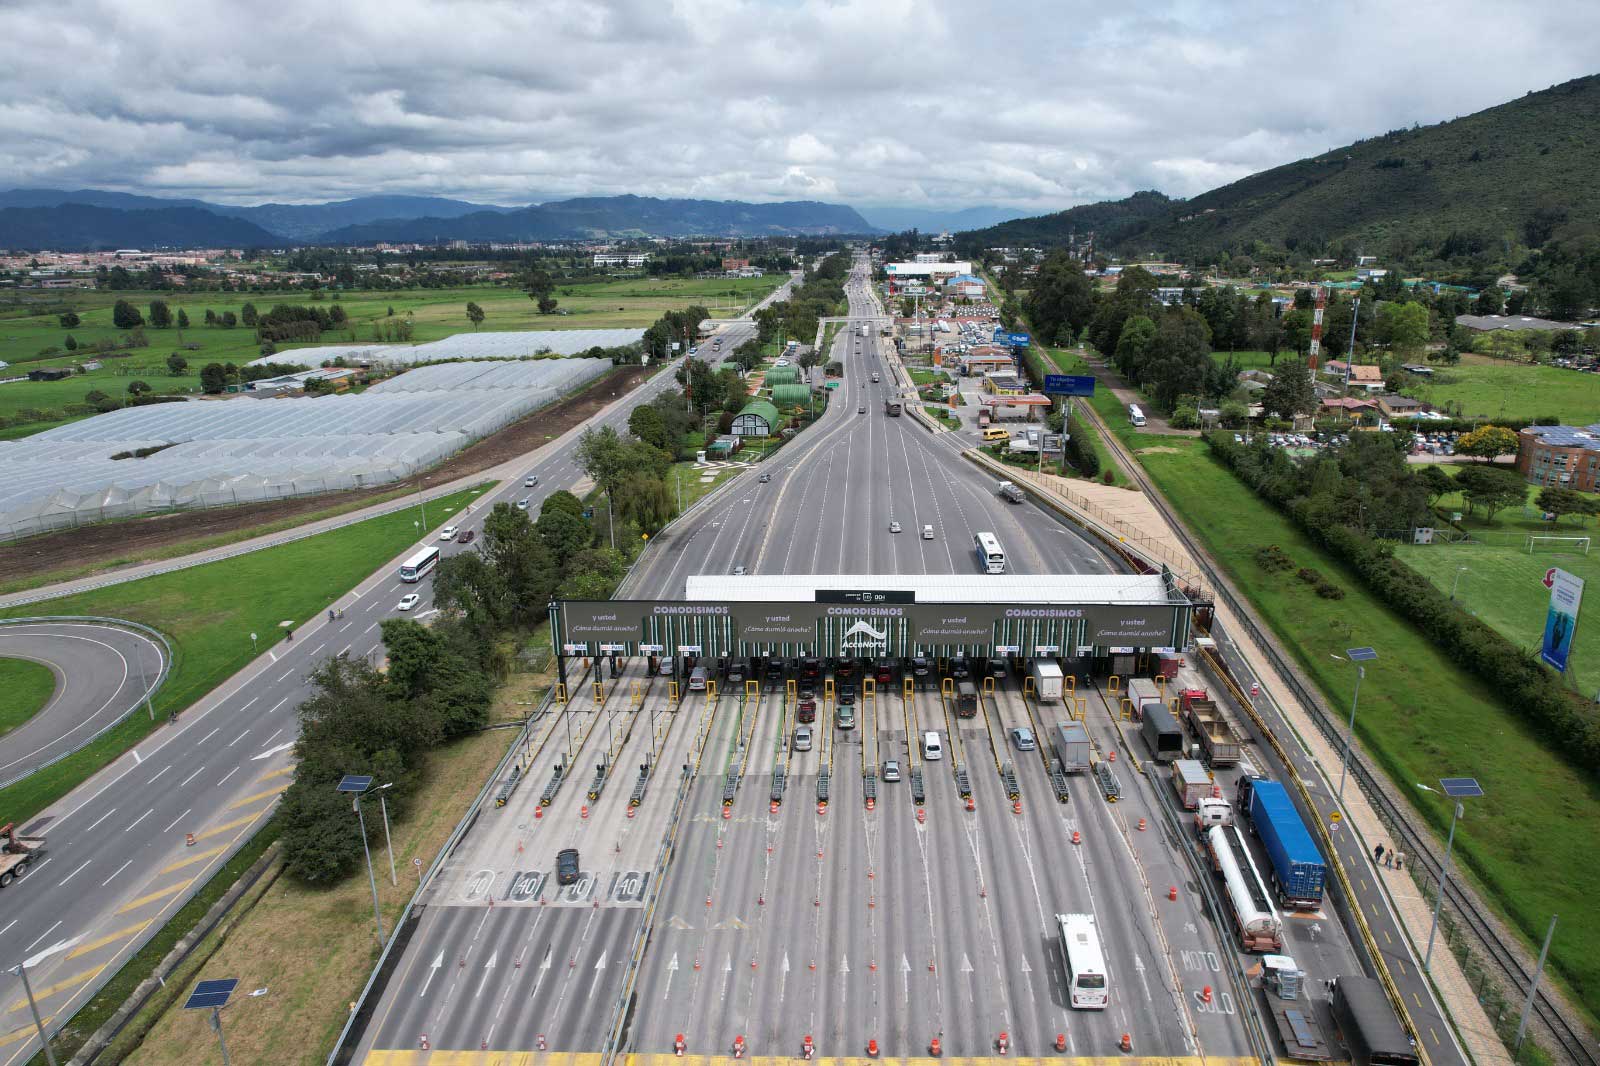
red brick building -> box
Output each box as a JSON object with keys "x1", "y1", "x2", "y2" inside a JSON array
[{"x1": 1517, "y1": 424, "x2": 1600, "y2": 490}]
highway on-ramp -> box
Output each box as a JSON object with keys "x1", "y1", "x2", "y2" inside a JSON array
[
  {"x1": 0, "y1": 309, "x2": 772, "y2": 1064},
  {"x1": 0, "y1": 621, "x2": 165, "y2": 787}
]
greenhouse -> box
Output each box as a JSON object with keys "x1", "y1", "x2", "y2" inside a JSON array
[
  {"x1": 0, "y1": 355, "x2": 612, "y2": 541},
  {"x1": 254, "y1": 328, "x2": 646, "y2": 368},
  {"x1": 769, "y1": 383, "x2": 812, "y2": 407}
]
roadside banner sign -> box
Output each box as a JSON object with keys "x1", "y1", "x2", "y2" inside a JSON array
[
  {"x1": 1540, "y1": 567, "x2": 1584, "y2": 672},
  {"x1": 1044, "y1": 375, "x2": 1096, "y2": 397}
]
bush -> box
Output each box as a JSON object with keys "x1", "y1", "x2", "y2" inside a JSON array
[
  {"x1": 1255, "y1": 545, "x2": 1295, "y2": 573},
  {"x1": 1101, "y1": 468, "x2": 1115, "y2": 485}
]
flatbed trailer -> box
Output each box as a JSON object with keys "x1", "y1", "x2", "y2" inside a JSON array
[
  {"x1": 1260, "y1": 956, "x2": 1335, "y2": 1060},
  {"x1": 1182, "y1": 688, "x2": 1242, "y2": 766}
]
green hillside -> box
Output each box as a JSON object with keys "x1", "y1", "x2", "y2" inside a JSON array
[
  {"x1": 959, "y1": 190, "x2": 1173, "y2": 249},
  {"x1": 964, "y1": 75, "x2": 1600, "y2": 268}
]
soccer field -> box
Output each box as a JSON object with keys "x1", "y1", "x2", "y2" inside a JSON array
[{"x1": 1395, "y1": 537, "x2": 1600, "y2": 694}]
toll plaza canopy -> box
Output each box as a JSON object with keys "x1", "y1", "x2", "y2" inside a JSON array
[{"x1": 550, "y1": 571, "x2": 1200, "y2": 661}]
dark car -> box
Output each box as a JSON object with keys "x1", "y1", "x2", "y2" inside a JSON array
[
  {"x1": 800, "y1": 658, "x2": 821, "y2": 682},
  {"x1": 987, "y1": 658, "x2": 1008, "y2": 682},
  {"x1": 835, "y1": 659, "x2": 858, "y2": 680},
  {"x1": 555, "y1": 847, "x2": 580, "y2": 885},
  {"x1": 910, "y1": 657, "x2": 931, "y2": 683},
  {"x1": 456, "y1": 529, "x2": 476, "y2": 545},
  {"x1": 838, "y1": 683, "x2": 857, "y2": 706},
  {"x1": 874, "y1": 660, "x2": 895, "y2": 685}
]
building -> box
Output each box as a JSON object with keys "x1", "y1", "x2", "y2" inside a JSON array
[
  {"x1": 731, "y1": 400, "x2": 783, "y2": 437},
  {"x1": 1320, "y1": 397, "x2": 1379, "y2": 420},
  {"x1": 1323, "y1": 362, "x2": 1385, "y2": 392},
  {"x1": 885, "y1": 261, "x2": 971, "y2": 280},
  {"x1": 1378, "y1": 395, "x2": 1429, "y2": 419},
  {"x1": 592, "y1": 252, "x2": 650, "y2": 268},
  {"x1": 1517, "y1": 425, "x2": 1600, "y2": 490},
  {"x1": 1454, "y1": 313, "x2": 1576, "y2": 333},
  {"x1": 721, "y1": 258, "x2": 750, "y2": 271},
  {"x1": 982, "y1": 371, "x2": 1027, "y2": 396},
  {"x1": 27, "y1": 367, "x2": 72, "y2": 382},
  {"x1": 942, "y1": 274, "x2": 987, "y2": 299}
]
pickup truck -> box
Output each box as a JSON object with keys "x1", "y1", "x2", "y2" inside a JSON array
[{"x1": 0, "y1": 823, "x2": 45, "y2": 888}]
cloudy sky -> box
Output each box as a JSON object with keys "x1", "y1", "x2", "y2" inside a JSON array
[{"x1": 2, "y1": 0, "x2": 1593, "y2": 215}]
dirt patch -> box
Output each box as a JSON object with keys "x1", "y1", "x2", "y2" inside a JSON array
[
  {"x1": 1136, "y1": 446, "x2": 1185, "y2": 455},
  {"x1": 0, "y1": 363, "x2": 654, "y2": 587}
]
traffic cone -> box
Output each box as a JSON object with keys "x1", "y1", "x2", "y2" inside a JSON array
[
  {"x1": 733, "y1": 1035, "x2": 746, "y2": 1058},
  {"x1": 1137, "y1": 818, "x2": 1146, "y2": 831},
  {"x1": 930, "y1": 1036, "x2": 942, "y2": 1056},
  {"x1": 1108, "y1": 750, "x2": 1116, "y2": 762},
  {"x1": 723, "y1": 806, "x2": 732, "y2": 820},
  {"x1": 966, "y1": 796, "x2": 975, "y2": 812},
  {"x1": 1072, "y1": 830, "x2": 1081, "y2": 845},
  {"x1": 185, "y1": 833, "x2": 194, "y2": 847},
  {"x1": 916, "y1": 808, "x2": 926, "y2": 824},
  {"x1": 534, "y1": 807, "x2": 543, "y2": 819},
  {"x1": 420, "y1": 1034, "x2": 431, "y2": 1050},
  {"x1": 803, "y1": 1034, "x2": 814, "y2": 1060},
  {"x1": 580, "y1": 805, "x2": 589, "y2": 819},
  {"x1": 674, "y1": 1034, "x2": 685, "y2": 1057},
  {"x1": 627, "y1": 806, "x2": 636, "y2": 819},
  {"x1": 1012, "y1": 799, "x2": 1022, "y2": 814},
  {"x1": 771, "y1": 801, "x2": 779, "y2": 814},
  {"x1": 867, "y1": 1038, "x2": 879, "y2": 1057},
  {"x1": 538, "y1": 1034, "x2": 547, "y2": 1051},
  {"x1": 1056, "y1": 1033, "x2": 1067, "y2": 1052},
  {"x1": 1202, "y1": 985, "x2": 1213, "y2": 1003},
  {"x1": 1121, "y1": 1033, "x2": 1132, "y2": 1052},
  {"x1": 998, "y1": 1031, "x2": 1010, "y2": 1056},
  {"x1": 1168, "y1": 885, "x2": 1177, "y2": 901}
]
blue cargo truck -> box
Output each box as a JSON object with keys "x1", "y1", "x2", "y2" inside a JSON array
[{"x1": 1236, "y1": 776, "x2": 1325, "y2": 909}]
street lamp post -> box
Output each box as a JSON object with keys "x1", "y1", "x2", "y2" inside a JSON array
[
  {"x1": 1450, "y1": 566, "x2": 1470, "y2": 601},
  {"x1": 1419, "y1": 777, "x2": 1483, "y2": 973},
  {"x1": 1331, "y1": 648, "x2": 1376, "y2": 809},
  {"x1": 337, "y1": 775, "x2": 385, "y2": 946},
  {"x1": 10, "y1": 937, "x2": 84, "y2": 1066},
  {"x1": 374, "y1": 782, "x2": 397, "y2": 887},
  {"x1": 182, "y1": 979, "x2": 268, "y2": 1066}
]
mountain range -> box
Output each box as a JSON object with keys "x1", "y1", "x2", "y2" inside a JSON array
[
  {"x1": 964, "y1": 73, "x2": 1600, "y2": 263},
  {"x1": 857, "y1": 205, "x2": 1027, "y2": 233},
  {"x1": 0, "y1": 190, "x2": 876, "y2": 249}
]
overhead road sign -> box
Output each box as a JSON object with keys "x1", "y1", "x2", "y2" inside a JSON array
[{"x1": 1044, "y1": 375, "x2": 1096, "y2": 397}]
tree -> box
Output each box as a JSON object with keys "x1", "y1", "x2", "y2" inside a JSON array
[
  {"x1": 1112, "y1": 316, "x2": 1157, "y2": 378},
  {"x1": 112, "y1": 299, "x2": 143, "y2": 329},
  {"x1": 166, "y1": 353, "x2": 188, "y2": 375},
  {"x1": 537, "y1": 295, "x2": 559, "y2": 315},
  {"x1": 536, "y1": 504, "x2": 593, "y2": 566},
  {"x1": 540, "y1": 489, "x2": 585, "y2": 518},
  {"x1": 614, "y1": 474, "x2": 676, "y2": 535},
  {"x1": 1280, "y1": 307, "x2": 1313, "y2": 354},
  {"x1": 1456, "y1": 465, "x2": 1526, "y2": 522},
  {"x1": 575, "y1": 426, "x2": 630, "y2": 496},
  {"x1": 433, "y1": 550, "x2": 511, "y2": 640},
  {"x1": 84, "y1": 389, "x2": 113, "y2": 409},
  {"x1": 241, "y1": 302, "x2": 259, "y2": 327},
  {"x1": 522, "y1": 268, "x2": 555, "y2": 304},
  {"x1": 204, "y1": 308, "x2": 217, "y2": 326},
  {"x1": 379, "y1": 618, "x2": 446, "y2": 701},
  {"x1": 1142, "y1": 308, "x2": 1213, "y2": 412},
  {"x1": 199, "y1": 362, "x2": 228, "y2": 394},
  {"x1": 478, "y1": 503, "x2": 556, "y2": 626},
  {"x1": 628, "y1": 404, "x2": 673, "y2": 455},
  {"x1": 176, "y1": 308, "x2": 190, "y2": 329},
  {"x1": 1260, "y1": 359, "x2": 1316, "y2": 419},
  {"x1": 1375, "y1": 301, "x2": 1430, "y2": 356},
  {"x1": 466, "y1": 301, "x2": 485, "y2": 330},
  {"x1": 58, "y1": 312, "x2": 80, "y2": 329},
  {"x1": 220, "y1": 311, "x2": 237, "y2": 328},
  {"x1": 126, "y1": 379, "x2": 151, "y2": 397},
  {"x1": 1537, "y1": 486, "x2": 1593, "y2": 524},
  {"x1": 1415, "y1": 464, "x2": 1453, "y2": 505},
  {"x1": 1456, "y1": 424, "x2": 1519, "y2": 462},
  {"x1": 148, "y1": 300, "x2": 173, "y2": 329},
  {"x1": 64, "y1": 334, "x2": 77, "y2": 351}
]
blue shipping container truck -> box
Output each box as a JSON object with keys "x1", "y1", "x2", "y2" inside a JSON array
[{"x1": 1240, "y1": 778, "x2": 1325, "y2": 908}]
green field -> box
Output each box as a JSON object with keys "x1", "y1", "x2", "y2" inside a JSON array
[
  {"x1": 0, "y1": 482, "x2": 489, "y2": 823},
  {"x1": 1128, "y1": 434, "x2": 1600, "y2": 1026},
  {"x1": 0, "y1": 657, "x2": 55, "y2": 735},
  {"x1": 0, "y1": 275, "x2": 781, "y2": 433},
  {"x1": 1400, "y1": 362, "x2": 1600, "y2": 423},
  {"x1": 1396, "y1": 539, "x2": 1600, "y2": 693}
]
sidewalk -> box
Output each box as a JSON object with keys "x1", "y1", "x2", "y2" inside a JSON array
[{"x1": 1006, "y1": 464, "x2": 1509, "y2": 1066}]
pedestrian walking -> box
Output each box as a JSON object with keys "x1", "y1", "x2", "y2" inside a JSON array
[
  {"x1": 1384, "y1": 852, "x2": 1393, "y2": 868},
  {"x1": 1374, "y1": 843, "x2": 1386, "y2": 863},
  {"x1": 1395, "y1": 852, "x2": 1405, "y2": 871},
  {"x1": 286, "y1": 628, "x2": 294, "y2": 641},
  {"x1": 328, "y1": 608, "x2": 335, "y2": 623}
]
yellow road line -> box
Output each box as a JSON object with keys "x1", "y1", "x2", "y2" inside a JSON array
[
  {"x1": 66, "y1": 920, "x2": 151, "y2": 960},
  {"x1": 227, "y1": 784, "x2": 289, "y2": 810},
  {"x1": 115, "y1": 877, "x2": 194, "y2": 915},
  {"x1": 0, "y1": 1018, "x2": 53, "y2": 1048},
  {"x1": 254, "y1": 765, "x2": 294, "y2": 783},
  {"x1": 7, "y1": 965, "x2": 104, "y2": 1012},
  {"x1": 161, "y1": 844, "x2": 228, "y2": 874},
  {"x1": 191, "y1": 814, "x2": 258, "y2": 843}
]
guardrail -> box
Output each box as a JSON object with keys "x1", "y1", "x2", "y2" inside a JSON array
[
  {"x1": 0, "y1": 616, "x2": 174, "y2": 790},
  {"x1": 326, "y1": 688, "x2": 555, "y2": 1065}
]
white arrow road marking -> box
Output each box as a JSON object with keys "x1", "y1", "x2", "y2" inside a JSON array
[
  {"x1": 476, "y1": 950, "x2": 497, "y2": 998},
  {"x1": 529, "y1": 948, "x2": 552, "y2": 1001},
  {"x1": 901, "y1": 955, "x2": 911, "y2": 1004},
  {"x1": 587, "y1": 950, "x2": 607, "y2": 1000},
  {"x1": 665, "y1": 953, "x2": 679, "y2": 1000},
  {"x1": 250, "y1": 742, "x2": 296, "y2": 761},
  {"x1": 721, "y1": 955, "x2": 733, "y2": 1004},
  {"x1": 779, "y1": 952, "x2": 790, "y2": 1004},
  {"x1": 420, "y1": 952, "x2": 443, "y2": 998}
]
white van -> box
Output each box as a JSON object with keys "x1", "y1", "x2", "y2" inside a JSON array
[
  {"x1": 922, "y1": 731, "x2": 943, "y2": 760},
  {"x1": 688, "y1": 666, "x2": 707, "y2": 691},
  {"x1": 922, "y1": 524, "x2": 935, "y2": 540},
  {"x1": 1128, "y1": 403, "x2": 1147, "y2": 427}
]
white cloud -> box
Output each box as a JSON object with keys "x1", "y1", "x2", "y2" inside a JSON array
[{"x1": 0, "y1": 0, "x2": 1591, "y2": 215}]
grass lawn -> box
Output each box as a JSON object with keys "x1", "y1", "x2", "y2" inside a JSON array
[
  {"x1": 1130, "y1": 434, "x2": 1600, "y2": 1024},
  {"x1": 923, "y1": 405, "x2": 960, "y2": 430},
  {"x1": 1209, "y1": 349, "x2": 1288, "y2": 372},
  {"x1": 0, "y1": 275, "x2": 782, "y2": 435},
  {"x1": 670, "y1": 460, "x2": 744, "y2": 512},
  {"x1": 1395, "y1": 539, "x2": 1600, "y2": 694},
  {"x1": 0, "y1": 483, "x2": 491, "y2": 825},
  {"x1": 1399, "y1": 362, "x2": 1600, "y2": 423},
  {"x1": 0, "y1": 657, "x2": 55, "y2": 735},
  {"x1": 1430, "y1": 472, "x2": 1600, "y2": 539}
]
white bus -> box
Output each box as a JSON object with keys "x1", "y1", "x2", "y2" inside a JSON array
[
  {"x1": 1128, "y1": 403, "x2": 1146, "y2": 427},
  {"x1": 399, "y1": 545, "x2": 441, "y2": 582},
  {"x1": 973, "y1": 531, "x2": 1007, "y2": 574},
  {"x1": 1056, "y1": 913, "x2": 1109, "y2": 1009}
]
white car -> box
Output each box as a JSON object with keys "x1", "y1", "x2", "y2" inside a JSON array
[
  {"x1": 523, "y1": 475, "x2": 539, "y2": 488},
  {"x1": 439, "y1": 526, "x2": 458, "y2": 541},
  {"x1": 889, "y1": 521, "x2": 902, "y2": 533},
  {"x1": 516, "y1": 497, "x2": 532, "y2": 510},
  {"x1": 397, "y1": 593, "x2": 421, "y2": 611}
]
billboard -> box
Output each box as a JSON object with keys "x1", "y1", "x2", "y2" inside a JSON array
[{"x1": 1540, "y1": 567, "x2": 1584, "y2": 672}]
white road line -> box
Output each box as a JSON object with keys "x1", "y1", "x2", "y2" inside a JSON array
[
  {"x1": 364, "y1": 621, "x2": 381, "y2": 635},
  {"x1": 197, "y1": 727, "x2": 221, "y2": 745},
  {"x1": 101, "y1": 858, "x2": 133, "y2": 887},
  {"x1": 237, "y1": 696, "x2": 260, "y2": 714},
  {"x1": 228, "y1": 729, "x2": 251, "y2": 747},
  {"x1": 126, "y1": 809, "x2": 154, "y2": 831},
  {"x1": 218, "y1": 766, "x2": 240, "y2": 787},
  {"x1": 24, "y1": 920, "x2": 61, "y2": 953},
  {"x1": 278, "y1": 669, "x2": 296, "y2": 683},
  {"x1": 163, "y1": 809, "x2": 191, "y2": 833},
  {"x1": 338, "y1": 644, "x2": 352, "y2": 657},
  {"x1": 146, "y1": 765, "x2": 170, "y2": 785},
  {"x1": 179, "y1": 767, "x2": 205, "y2": 787},
  {"x1": 0, "y1": 920, "x2": 16, "y2": 938},
  {"x1": 56, "y1": 860, "x2": 91, "y2": 888},
  {"x1": 263, "y1": 728, "x2": 283, "y2": 746},
  {"x1": 265, "y1": 696, "x2": 289, "y2": 715},
  {"x1": 84, "y1": 808, "x2": 117, "y2": 833}
]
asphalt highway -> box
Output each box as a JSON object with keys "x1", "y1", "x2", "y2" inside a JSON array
[
  {"x1": 0, "y1": 290, "x2": 787, "y2": 1063},
  {"x1": 349, "y1": 259, "x2": 1277, "y2": 1065},
  {"x1": 0, "y1": 621, "x2": 165, "y2": 787}
]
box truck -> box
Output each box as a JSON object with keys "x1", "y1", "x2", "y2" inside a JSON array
[
  {"x1": 1029, "y1": 658, "x2": 1065, "y2": 702},
  {"x1": 1140, "y1": 701, "x2": 1185, "y2": 762},
  {"x1": 1126, "y1": 677, "x2": 1164, "y2": 721},
  {"x1": 1052, "y1": 722, "x2": 1091, "y2": 773},
  {"x1": 1171, "y1": 759, "x2": 1213, "y2": 809}
]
